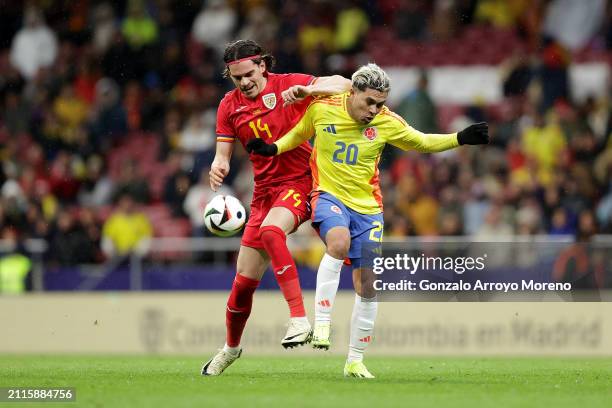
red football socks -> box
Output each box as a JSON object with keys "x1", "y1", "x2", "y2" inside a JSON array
[
  {"x1": 225, "y1": 274, "x2": 260, "y2": 347},
  {"x1": 259, "y1": 225, "x2": 306, "y2": 317}
]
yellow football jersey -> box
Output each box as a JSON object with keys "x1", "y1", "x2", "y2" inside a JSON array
[{"x1": 276, "y1": 93, "x2": 459, "y2": 214}]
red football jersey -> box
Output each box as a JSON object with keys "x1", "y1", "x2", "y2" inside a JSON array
[{"x1": 216, "y1": 73, "x2": 315, "y2": 190}]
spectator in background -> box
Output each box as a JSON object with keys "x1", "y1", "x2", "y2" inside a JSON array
[
  {"x1": 0, "y1": 228, "x2": 31, "y2": 294},
  {"x1": 2, "y1": 174, "x2": 27, "y2": 223},
  {"x1": 156, "y1": 2, "x2": 182, "y2": 48},
  {"x1": 178, "y1": 109, "x2": 216, "y2": 176},
  {"x1": 73, "y1": 60, "x2": 100, "y2": 105},
  {"x1": 9, "y1": 7, "x2": 58, "y2": 81},
  {"x1": 515, "y1": 197, "x2": 543, "y2": 235},
  {"x1": 191, "y1": 0, "x2": 237, "y2": 55},
  {"x1": 78, "y1": 207, "x2": 102, "y2": 262},
  {"x1": 491, "y1": 99, "x2": 522, "y2": 148},
  {"x1": 542, "y1": 0, "x2": 606, "y2": 51},
  {"x1": 48, "y1": 208, "x2": 96, "y2": 265},
  {"x1": 53, "y1": 83, "x2": 88, "y2": 145},
  {"x1": 78, "y1": 155, "x2": 114, "y2": 207},
  {"x1": 540, "y1": 184, "x2": 565, "y2": 228},
  {"x1": 101, "y1": 194, "x2": 152, "y2": 258},
  {"x1": 501, "y1": 51, "x2": 533, "y2": 98},
  {"x1": 576, "y1": 209, "x2": 598, "y2": 242},
  {"x1": 429, "y1": 0, "x2": 458, "y2": 41},
  {"x1": 437, "y1": 186, "x2": 464, "y2": 235},
  {"x1": 158, "y1": 41, "x2": 187, "y2": 92},
  {"x1": 91, "y1": 2, "x2": 117, "y2": 55},
  {"x1": 538, "y1": 36, "x2": 570, "y2": 113},
  {"x1": 394, "y1": 0, "x2": 428, "y2": 40},
  {"x1": 123, "y1": 81, "x2": 143, "y2": 131},
  {"x1": 184, "y1": 168, "x2": 234, "y2": 236},
  {"x1": 561, "y1": 176, "x2": 592, "y2": 218},
  {"x1": 121, "y1": 0, "x2": 158, "y2": 50},
  {"x1": 157, "y1": 107, "x2": 182, "y2": 160},
  {"x1": 113, "y1": 159, "x2": 150, "y2": 204},
  {"x1": 475, "y1": 0, "x2": 529, "y2": 29},
  {"x1": 48, "y1": 151, "x2": 81, "y2": 203},
  {"x1": 3, "y1": 91, "x2": 31, "y2": 136},
  {"x1": 397, "y1": 71, "x2": 438, "y2": 133},
  {"x1": 581, "y1": 96, "x2": 610, "y2": 144},
  {"x1": 19, "y1": 162, "x2": 49, "y2": 207},
  {"x1": 238, "y1": 6, "x2": 278, "y2": 47},
  {"x1": 461, "y1": 170, "x2": 491, "y2": 235},
  {"x1": 521, "y1": 111, "x2": 567, "y2": 186},
  {"x1": 88, "y1": 78, "x2": 128, "y2": 151},
  {"x1": 570, "y1": 127, "x2": 602, "y2": 165},
  {"x1": 334, "y1": 0, "x2": 370, "y2": 54},
  {"x1": 274, "y1": 1, "x2": 304, "y2": 73},
  {"x1": 596, "y1": 174, "x2": 612, "y2": 233},
  {"x1": 298, "y1": 4, "x2": 336, "y2": 55},
  {"x1": 102, "y1": 32, "x2": 140, "y2": 84},
  {"x1": 274, "y1": 37, "x2": 304, "y2": 74},
  {"x1": 474, "y1": 204, "x2": 514, "y2": 238},
  {"x1": 386, "y1": 213, "x2": 413, "y2": 237},
  {"x1": 163, "y1": 170, "x2": 191, "y2": 218},
  {"x1": 395, "y1": 174, "x2": 439, "y2": 236},
  {"x1": 549, "y1": 207, "x2": 574, "y2": 235}
]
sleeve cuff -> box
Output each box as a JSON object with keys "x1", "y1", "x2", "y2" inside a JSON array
[{"x1": 216, "y1": 135, "x2": 235, "y2": 143}]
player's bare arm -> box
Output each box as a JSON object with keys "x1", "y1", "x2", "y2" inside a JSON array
[
  {"x1": 282, "y1": 75, "x2": 351, "y2": 106},
  {"x1": 209, "y1": 142, "x2": 233, "y2": 191}
]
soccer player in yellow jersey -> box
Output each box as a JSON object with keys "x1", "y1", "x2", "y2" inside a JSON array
[{"x1": 248, "y1": 63, "x2": 489, "y2": 378}]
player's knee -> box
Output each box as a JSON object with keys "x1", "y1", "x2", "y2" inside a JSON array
[
  {"x1": 236, "y1": 266, "x2": 259, "y2": 281},
  {"x1": 236, "y1": 257, "x2": 265, "y2": 280},
  {"x1": 236, "y1": 247, "x2": 268, "y2": 280},
  {"x1": 326, "y1": 233, "x2": 350, "y2": 259},
  {"x1": 327, "y1": 243, "x2": 348, "y2": 259}
]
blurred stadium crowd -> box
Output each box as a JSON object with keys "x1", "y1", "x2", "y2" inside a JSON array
[{"x1": 0, "y1": 0, "x2": 611, "y2": 267}]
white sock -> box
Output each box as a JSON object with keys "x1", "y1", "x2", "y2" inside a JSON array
[
  {"x1": 347, "y1": 294, "x2": 378, "y2": 363},
  {"x1": 314, "y1": 253, "x2": 344, "y2": 324},
  {"x1": 223, "y1": 343, "x2": 241, "y2": 355}
]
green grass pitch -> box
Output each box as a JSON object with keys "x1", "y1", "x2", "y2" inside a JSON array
[{"x1": 1, "y1": 355, "x2": 611, "y2": 407}]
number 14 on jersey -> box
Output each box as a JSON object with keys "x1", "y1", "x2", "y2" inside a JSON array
[{"x1": 249, "y1": 119, "x2": 272, "y2": 139}]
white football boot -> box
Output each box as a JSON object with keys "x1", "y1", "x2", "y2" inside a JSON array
[
  {"x1": 281, "y1": 317, "x2": 313, "y2": 349},
  {"x1": 201, "y1": 348, "x2": 242, "y2": 376}
]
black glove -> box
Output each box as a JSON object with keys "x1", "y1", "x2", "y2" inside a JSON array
[
  {"x1": 246, "y1": 138, "x2": 278, "y2": 156},
  {"x1": 457, "y1": 122, "x2": 489, "y2": 145}
]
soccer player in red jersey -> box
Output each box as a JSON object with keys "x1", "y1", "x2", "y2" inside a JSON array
[{"x1": 202, "y1": 40, "x2": 350, "y2": 376}]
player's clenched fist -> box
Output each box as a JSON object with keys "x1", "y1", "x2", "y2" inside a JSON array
[
  {"x1": 246, "y1": 138, "x2": 278, "y2": 156},
  {"x1": 209, "y1": 160, "x2": 229, "y2": 191},
  {"x1": 281, "y1": 85, "x2": 311, "y2": 106}
]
